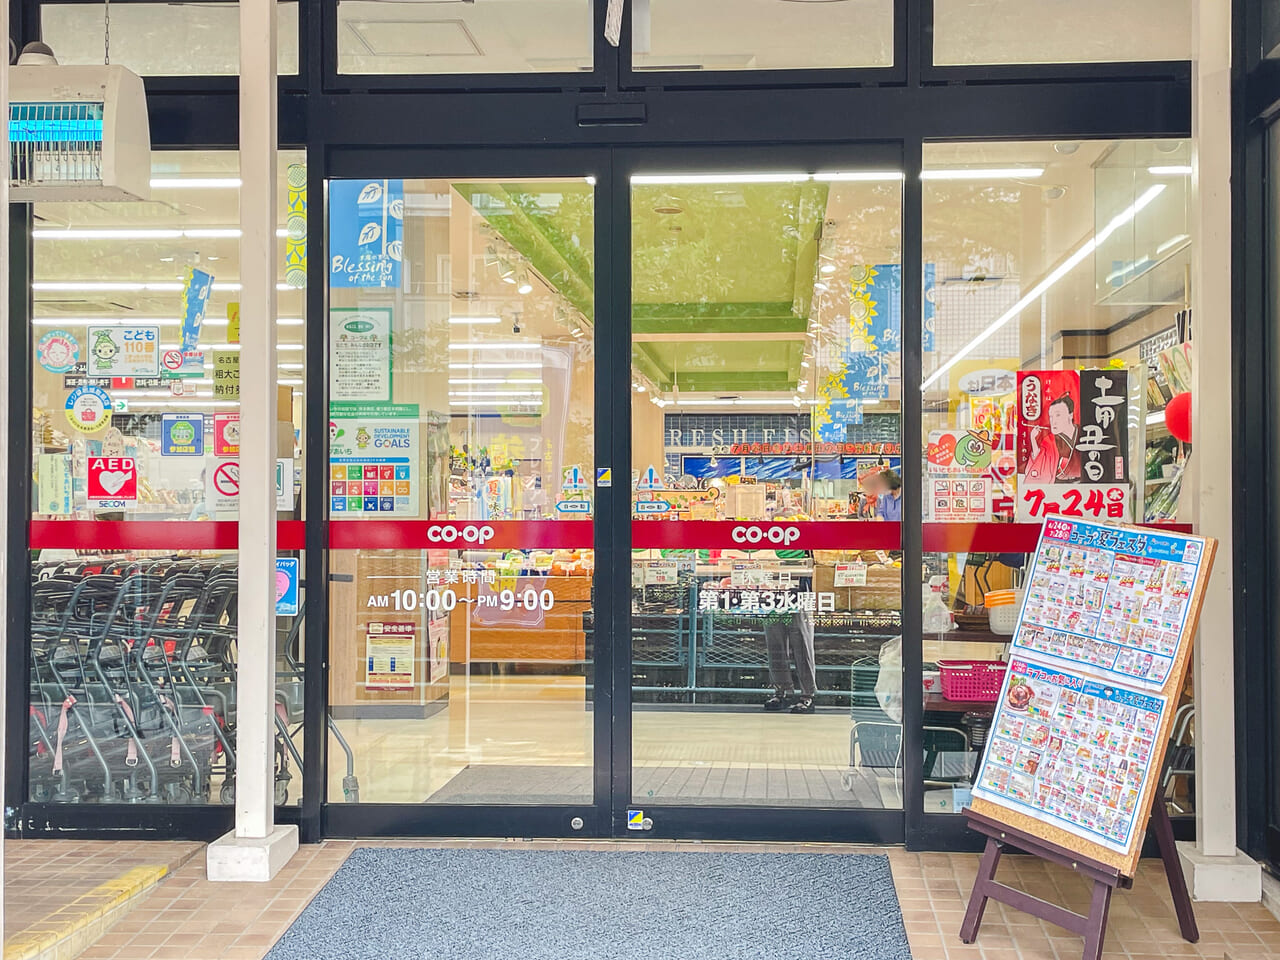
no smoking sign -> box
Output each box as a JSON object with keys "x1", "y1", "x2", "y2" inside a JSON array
[{"x1": 207, "y1": 460, "x2": 240, "y2": 513}]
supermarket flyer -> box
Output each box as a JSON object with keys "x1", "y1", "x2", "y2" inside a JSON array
[
  {"x1": 972, "y1": 658, "x2": 1167, "y2": 854},
  {"x1": 1011, "y1": 518, "x2": 1205, "y2": 689}
]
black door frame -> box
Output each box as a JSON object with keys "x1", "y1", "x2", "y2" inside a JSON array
[
  {"x1": 318, "y1": 145, "x2": 617, "y2": 841},
  {"x1": 5, "y1": 0, "x2": 1202, "y2": 851}
]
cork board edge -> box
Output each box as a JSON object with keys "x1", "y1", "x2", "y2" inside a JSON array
[{"x1": 967, "y1": 529, "x2": 1217, "y2": 879}]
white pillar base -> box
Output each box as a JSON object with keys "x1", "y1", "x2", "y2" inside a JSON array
[
  {"x1": 206, "y1": 825, "x2": 299, "y2": 882},
  {"x1": 1176, "y1": 841, "x2": 1262, "y2": 902},
  {"x1": 1261, "y1": 870, "x2": 1280, "y2": 923}
]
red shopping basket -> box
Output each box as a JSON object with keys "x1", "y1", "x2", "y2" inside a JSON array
[{"x1": 937, "y1": 659, "x2": 1007, "y2": 702}]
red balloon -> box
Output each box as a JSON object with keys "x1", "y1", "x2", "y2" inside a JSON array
[{"x1": 1164, "y1": 391, "x2": 1192, "y2": 443}]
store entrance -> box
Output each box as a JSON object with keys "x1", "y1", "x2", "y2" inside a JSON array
[{"x1": 319, "y1": 147, "x2": 908, "y2": 843}]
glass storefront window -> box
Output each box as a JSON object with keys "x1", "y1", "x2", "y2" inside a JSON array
[
  {"x1": 326, "y1": 177, "x2": 595, "y2": 804},
  {"x1": 337, "y1": 1, "x2": 593, "y2": 76},
  {"x1": 41, "y1": 2, "x2": 300, "y2": 76},
  {"x1": 631, "y1": 0, "x2": 893, "y2": 72},
  {"x1": 629, "y1": 171, "x2": 903, "y2": 808},
  {"x1": 920, "y1": 140, "x2": 1193, "y2": 816},
  {"x1": 932, "y1": 1, "x2": 1191, "y2": 66},
  {"x1": 28, "y1": 150, "x2": 308, "y2": 805}
]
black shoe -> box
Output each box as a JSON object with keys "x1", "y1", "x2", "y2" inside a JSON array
[
  {"x1": 763, "y1": 694, "x2": 790, "y2": 711},
  {"x1": 789, "y1": 697, "x2": 816, "y2": 714}
]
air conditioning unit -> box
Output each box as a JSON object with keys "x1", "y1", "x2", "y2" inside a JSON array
[{"x1": 9, "y1": 44, "x2": 150, "y2": 201}]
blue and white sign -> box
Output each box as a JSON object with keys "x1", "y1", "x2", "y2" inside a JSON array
[
  {"x1": 562, "y1": 465, "x2": 590, "y2": 490},
  {"x1": 635, "y1": 500, "x2": 670, "y2": 514},
  {"x1": 180, "y1": 267, "x2": 214, "y2": 352},
  {"x1": 556, "y1": 500, "x2": 591, "y2": 514},
  {"x1": 275, "y1": 558, "x2": 299, "y2": 617},
  {"x1": 329, "y1": 180, "x2": 404, "y2": 289},
  {"x1": 161, "y1": 413, "x2": 205, "y2": 456},
  {"x1": 637, "y1": 464, "x2": 662, "y2": 490}
]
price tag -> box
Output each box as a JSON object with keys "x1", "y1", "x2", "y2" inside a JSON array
[{"x1": 834, "y1": 561, "x2": 868, "y2": 587}]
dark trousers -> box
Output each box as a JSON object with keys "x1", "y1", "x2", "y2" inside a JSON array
[{"x1": 765, "y1": 607, "x2": 816, "y2": 697}]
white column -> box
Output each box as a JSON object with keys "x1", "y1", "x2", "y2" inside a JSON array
[
  {"x1": 207, "y1": 0, "x2": 298, "y2": 881},
  {"x1": 1177, "y1": 0, "x2": 1262, "y2": 902}
]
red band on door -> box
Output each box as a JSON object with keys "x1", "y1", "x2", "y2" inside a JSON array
[
  {"x1": 328, "y1": 520, "x2": 595, "y2": 551},
  {"x1": 631, "y1": 520, "x2": 901, "y2": 551}
]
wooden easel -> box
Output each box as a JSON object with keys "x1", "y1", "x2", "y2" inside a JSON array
[{"x1": 960, "y1": 777, "x2": 1198, "y2": 960}]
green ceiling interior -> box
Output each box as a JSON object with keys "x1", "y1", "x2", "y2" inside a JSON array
[{"x1": 461, "y1": 181, "x2": 828, "y2": 394}]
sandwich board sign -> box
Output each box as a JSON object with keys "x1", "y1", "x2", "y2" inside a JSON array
[{"x1": 961, "y1": 518, "x2": 1214, "y2": 956}]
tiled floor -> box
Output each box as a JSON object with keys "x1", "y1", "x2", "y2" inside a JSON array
[
  {"x1": 3, "y1": 840, "x2": 204, "y2": 940},
  {"x1": 10, "y1": 839, "x2": 1280, "y2": 960}
]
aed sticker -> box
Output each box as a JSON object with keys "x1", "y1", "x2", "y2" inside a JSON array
[
  {"x1": 65, "y1": 385, "x2": 112, "y2": 434},
  {"x1": 626, "y1": 810, "x2": 644, "y2": 830},
  {"x1": 596, "y1": 467, "x2": 612, "y2": 488},
  {"x1": 87, "y1": 456, "x2": 137, "y2": 504},
  {"x1": 37, "y1": 330, "x2": 80, "y2": 373}
]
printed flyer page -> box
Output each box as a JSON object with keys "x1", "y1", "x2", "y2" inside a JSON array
[
  {"x1": 1012, "y1": 518, "x2": 1204, "y2": 689},
  {"x1": 972, "y1": 658, "x2": 1167, "y2": 853}
]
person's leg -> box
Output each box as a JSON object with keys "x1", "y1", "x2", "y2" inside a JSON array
[
  {"x1": 789, "y1": 608, "x2": 818, "y2": 713},
  {"x1": 763, "y1": 619, "x2": 792, "y2": 709}
]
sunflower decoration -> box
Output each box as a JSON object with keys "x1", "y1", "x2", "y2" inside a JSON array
[
  {"x1": 850, "y1": 264, "x2": 879, "y2": 294},
  {"x1": 849, "y1": 289, "x2": 879, "y2": 349}
]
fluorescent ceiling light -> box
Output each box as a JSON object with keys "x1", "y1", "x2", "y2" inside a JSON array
[
  {"x1": 813, "y1": 171, "x2": 904, "y2": 182},
  {"x1": 633, "y1": 171, "x2": 905, "y2": 185},
  {"x1": 447, "y1": 316, "x2": 501, "y2": 325},
  {"x1": 448, "y1": 390, "x2": 542, "y2": 398},
  {"x1": 34, "y1": 228, "x2": 242, "y2": 240},
  {"x1": 32, "y1": 281, "x2": 293, "y2": 292},
  {"x1": 150, "y1": 177, "x2": 241, "y2": 189},
  {"x1": 448, "y1": 400, "x2": 542, "y2": 407},
  {"x1": 278, "y1": 363, "x2": 305, "y2": 370},
  {"x1": 921, "y1": 183, "x2": 1166, "y2": 392},
  {"x1": 449, "y1": 378, "x2": 543, "y2": 386},
  {"x1": 278, "y1": 379, "x2": 304, "y2": 386},
  {"x1": 1146, "y1": 411, "x2": 1166, "y2": 426},
  {"x1": 1149, "y1": 165, "x2": 1192, "y2": 176},
  {"x1": 921, "y1": 167, "x2": 1045, "y2": 180},
  {"x1": 447, "y1": 342, "x2": 535, "y2": 351},
  {"x1": 632, "y1": 173, "x2": 810, "y2": 185},
  {"x1": 448, "y1": 361, "x2": 542, "y2": 370}
]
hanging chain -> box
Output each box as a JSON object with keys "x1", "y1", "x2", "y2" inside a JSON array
[{"x1": 104, "y1": 0, "x2": 111, "y2": 65}]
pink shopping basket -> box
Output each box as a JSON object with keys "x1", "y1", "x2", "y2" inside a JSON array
[{"x1": 937, "y1": 659, "x2": 1007, "y2": 702}]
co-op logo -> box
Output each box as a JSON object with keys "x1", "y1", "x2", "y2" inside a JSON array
[
  {"x1": 731, "y1": 525, "x2": 801, "y2": 546},
  {"x1": 427, "y1": 524, "x2": 496, "y2": 545}
]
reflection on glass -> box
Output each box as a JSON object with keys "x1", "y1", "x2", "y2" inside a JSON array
[
  {"x1": 26, "y1": 151, "x2": 307, "y2": 807},
  {"x1": 630, "y1": 173, "x2": 903, "y2": 809},
  {"x1": 633, "y1": 0, "x2": 893, "y2": 71},
  {"x1": 31, "y1": 151, "x2": 307, "y2": 525},
  {"x1": 41, "y1": 2, "x2": 300, "y2": 76},
  {"x1": 326, "y1": 178, "x2": 594, "y2": 804},
  {"x1": 920, "y1": 140, "x2": 1194, "y2": 815},
  {"x1": 933, "y1": 0, "x2": 1190, "y2": 65},
  {"x1": 337, "y1": 0, "x2": 593, "y2": 75}
]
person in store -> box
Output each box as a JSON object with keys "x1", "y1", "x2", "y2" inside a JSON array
[
  {"x1": 874, "y1": 469, "x2": 903, "y2": 521},
  {"x1": 763, "y1": 547, "x2": 817, "y2": 714}
]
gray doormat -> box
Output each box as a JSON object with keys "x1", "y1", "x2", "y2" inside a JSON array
[
  {"x1": 427, "y1": 763, "x2": 887, "y2": 808},
  {"x1": 265, "y1": 848, "x2": 912, "y2": 960}
]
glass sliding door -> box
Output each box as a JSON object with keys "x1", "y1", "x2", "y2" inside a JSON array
[
  {"x1": 627, "y1": 166, "x2": 905, "y2": 818},
  {"x1": 325, "y1": 175, "x2": 598, "y2": 812}
]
